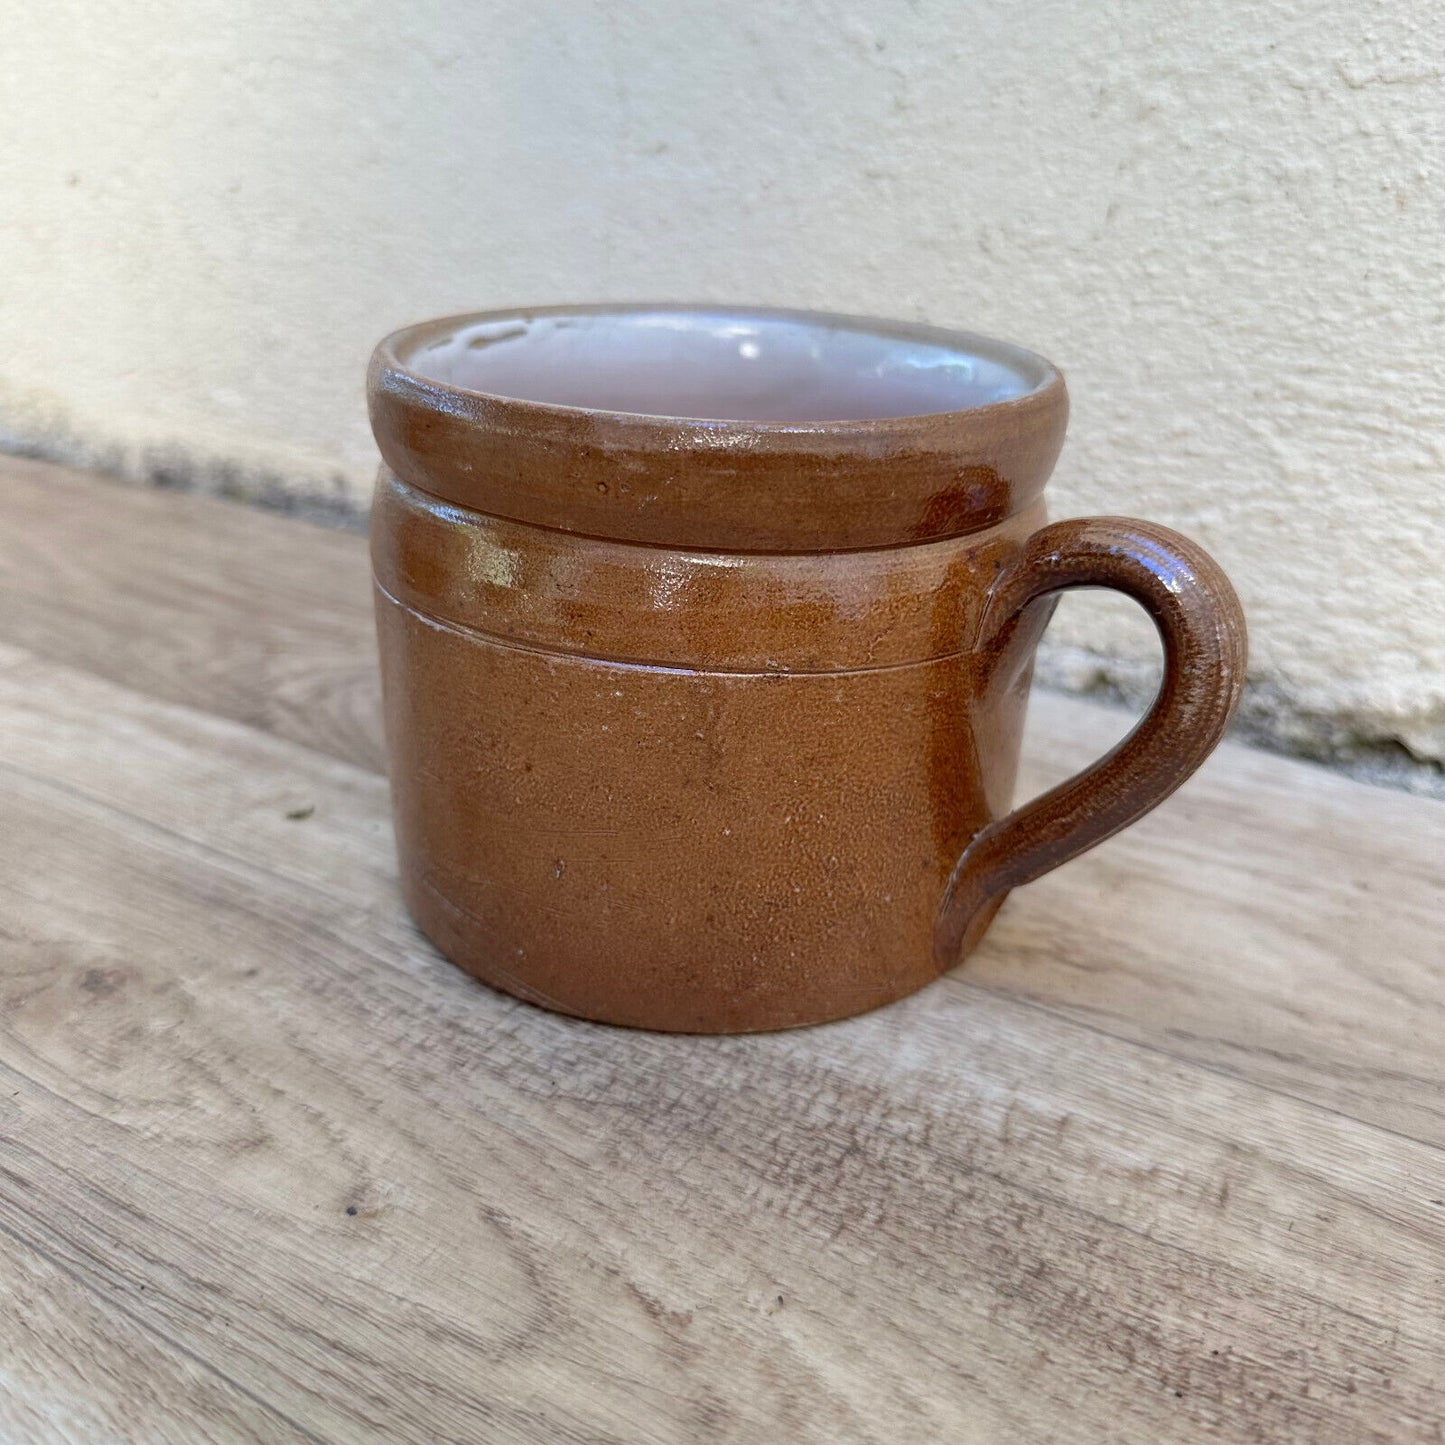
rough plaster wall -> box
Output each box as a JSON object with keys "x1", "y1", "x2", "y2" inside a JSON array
[{"x1": 2, "y1": 0, "x2": 1442, "y2": 762}]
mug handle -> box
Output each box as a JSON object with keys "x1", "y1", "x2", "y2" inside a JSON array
[{"x1": 935, "y1": 516, "x2": 1248, "y2": 966}]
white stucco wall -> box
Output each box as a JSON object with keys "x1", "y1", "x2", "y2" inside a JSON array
[{"x1": 2, "y1": 1, "x2": 1442, "y2": 761}]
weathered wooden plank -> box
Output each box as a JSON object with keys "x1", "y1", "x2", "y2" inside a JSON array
[
  {"x1": 0, "y1": 457, "x2": 381, "y2": 772},
  {"x1": 0, "y1": 1225, "x2": 312, "y2": 1444},
  {"x1": 1, "y1": 644, "x2": 1443, "y2": 1442}
]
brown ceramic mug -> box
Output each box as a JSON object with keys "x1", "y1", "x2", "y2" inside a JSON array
[{"x1": 369, "y1": 305, "x2": 1246, "y2": 1033}]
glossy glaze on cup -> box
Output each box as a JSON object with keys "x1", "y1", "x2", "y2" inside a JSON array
[{"x1": 369, "y1": 306, "x2": 1246, "y2": 1033}]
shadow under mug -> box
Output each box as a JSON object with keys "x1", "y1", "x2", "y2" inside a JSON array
[{"x1": 368, "y1": 305, "x2": 1247, "y2": 1033}]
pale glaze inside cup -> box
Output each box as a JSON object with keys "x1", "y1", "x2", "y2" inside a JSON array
[{"x1": 406, "y1": 307, "x2": 1051, "y2": 424}]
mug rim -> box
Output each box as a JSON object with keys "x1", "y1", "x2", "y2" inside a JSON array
[
  {"x1": 368, "y1": 303, "x2": 1070, "y2": 552},
  {"x1": 374, "y1": 302, "x2": 1062, "y2": 429}
]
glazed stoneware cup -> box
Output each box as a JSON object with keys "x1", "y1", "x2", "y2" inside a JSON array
[{"x1": 369, "y1": 305, "x2": 1246, "y2": 1033}]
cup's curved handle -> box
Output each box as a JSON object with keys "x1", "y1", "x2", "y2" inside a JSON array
[{"x1": 935, "y1": 516, "x2": 1248, "y2": 967}]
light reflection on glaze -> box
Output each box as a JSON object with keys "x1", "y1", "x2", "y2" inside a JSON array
[{"x1": 466, "y1": 532, "x2": 521, "y2": 590}]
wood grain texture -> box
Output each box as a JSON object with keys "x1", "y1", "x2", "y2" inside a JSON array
[
  {"x1": 0, "y1": 457, "x2": 381, "y2": 772},
  {"x1": 1, "y1": 458, "x2": 1443, "y2": 1442},
  {"x1": 0, "y1": 1217, "x2": 304, "y2": 1444}
]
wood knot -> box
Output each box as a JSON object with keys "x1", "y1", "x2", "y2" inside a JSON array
[{"x1": 79, "y1": 967, "x2": 127, "y2": 996}]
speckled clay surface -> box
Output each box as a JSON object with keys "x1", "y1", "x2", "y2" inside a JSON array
[{"x1": 368, "y1": 305, "x2": 1246, "y2": 1032}]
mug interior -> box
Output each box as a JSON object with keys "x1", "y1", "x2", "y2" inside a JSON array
[{"x1": 403, "y1": 307, "x2": 1051, "y2": 424}]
